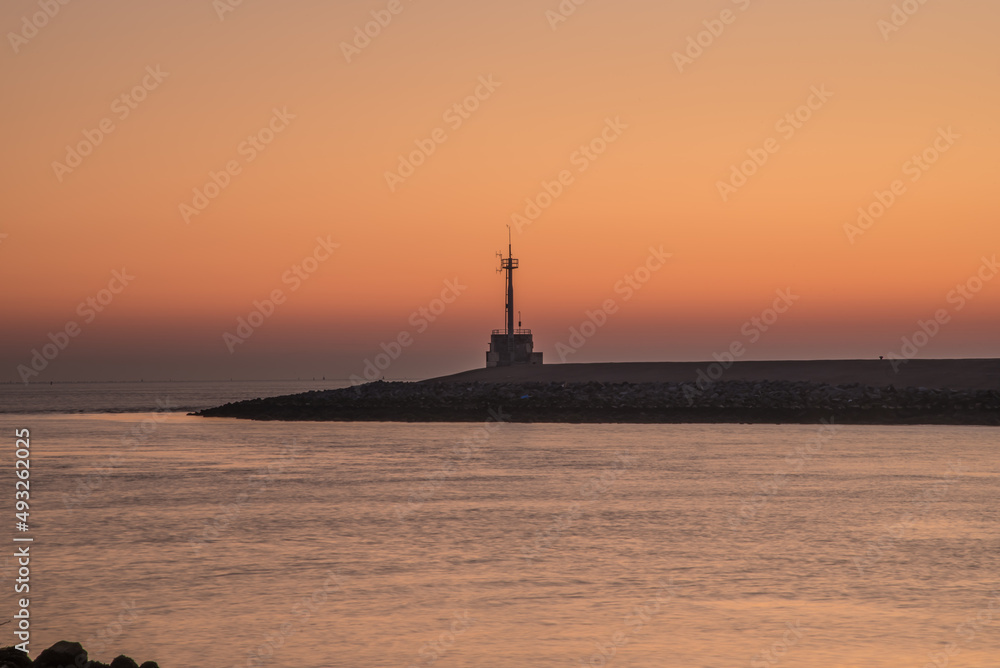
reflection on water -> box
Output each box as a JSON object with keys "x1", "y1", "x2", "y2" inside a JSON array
[
  {"x1": 0, "y1": 380, "x2": 349, "y2": 414},
  {"x1": 2, "y1": 413, "x2": 997, "y2": 667}
]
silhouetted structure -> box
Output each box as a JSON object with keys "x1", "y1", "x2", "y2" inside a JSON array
[{"x1": 486, "y1": 233, "x2": 542, "y2": 367}]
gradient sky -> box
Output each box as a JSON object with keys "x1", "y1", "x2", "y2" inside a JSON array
[{"x1": 2, "y1": 0, "x2": 998, "y2": 382}]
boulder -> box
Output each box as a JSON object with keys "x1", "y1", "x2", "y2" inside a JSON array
[
  {"x1": 33, "y1": 641, "x2": 86, "y2": 668},
  {"x1": 0, "y1": 646, "x2": 33, "y2": 668},
  {"x1": 110, "y1": 657, "x2": 139, "y2": 668}
]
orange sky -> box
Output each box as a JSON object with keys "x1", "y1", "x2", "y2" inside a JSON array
[{"x1": 1, "y1": 0, "x2": 998, "y2": 381}]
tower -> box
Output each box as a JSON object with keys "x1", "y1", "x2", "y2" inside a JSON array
[{"x1": 486, "y1": 230, "x2": 543, "y2": 367}]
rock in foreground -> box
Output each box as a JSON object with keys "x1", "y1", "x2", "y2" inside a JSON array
[
  {"x1": 0, "y1": 642, "x2": 157, "y2": 668},
  {"x1": 194, "y1": 380, "x2": 1000, "y2": 425}
]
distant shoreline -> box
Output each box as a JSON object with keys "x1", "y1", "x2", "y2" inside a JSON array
[{"x1": 195, "y1": 359, "x2": 1000, "y2": 425}]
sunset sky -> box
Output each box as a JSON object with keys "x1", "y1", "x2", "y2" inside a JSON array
[{"x1": 2, "y1": 0, "x2": 998, "y2": 382}]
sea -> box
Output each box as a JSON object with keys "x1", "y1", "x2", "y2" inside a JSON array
[{"x1": 0, "y1": 381, "x2": 997, "y2": 668}]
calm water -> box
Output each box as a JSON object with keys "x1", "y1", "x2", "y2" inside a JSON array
[
  {"x1": 0, "y1": 380, "x2": 348, "y2": 414},
  {"x1": 0, "y1": 383, "x2": 997, "y2": 667}
]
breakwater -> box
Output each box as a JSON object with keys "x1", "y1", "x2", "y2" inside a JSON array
[{"x1": 195, "y1": 380, "x2": 1000, "y2": 425}]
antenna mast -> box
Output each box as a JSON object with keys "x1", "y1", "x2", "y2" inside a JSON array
[{"x1": 501, "y1": 226, "x2": 518, "y2": 342}]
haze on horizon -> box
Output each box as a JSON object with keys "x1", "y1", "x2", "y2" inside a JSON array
[{"x1": 1, "y1": 0, "x2": 998, "y2": 383}]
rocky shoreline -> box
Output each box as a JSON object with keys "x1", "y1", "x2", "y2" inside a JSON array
[
  {"x1": 194, "y1": 379, "x2": 1000, "y2": 425},
  {"x1": 0, "y1": 641, "x2": 157, "y2": 668}
]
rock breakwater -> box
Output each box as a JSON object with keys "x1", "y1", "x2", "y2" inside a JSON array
[{"x1": 195, "y1": 380, "x2": 1000, "y2": 425}]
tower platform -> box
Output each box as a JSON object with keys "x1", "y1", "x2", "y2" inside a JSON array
[{"x1": 486, "y1": 329, "x2": 543, "y2": 367}]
